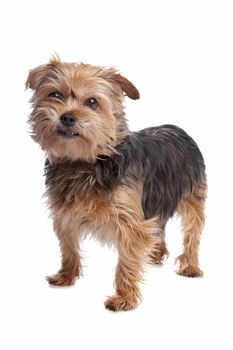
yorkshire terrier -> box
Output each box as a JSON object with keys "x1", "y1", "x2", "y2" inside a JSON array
[{"x1": 26, "y1": 57, "x2": 207, "y2": 311}]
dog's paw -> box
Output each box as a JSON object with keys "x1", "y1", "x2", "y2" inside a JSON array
[
  {"x1": 148, "y1": 241, "x2": 169, "y2": 265},
  {"x1": 148, "y1": 250, "x2": 169, "y2": 265},
  {"x1": 104, "y1": 295, "x2": 138, "y2": 311},
  {"x1": 176, "y1": 254, "x2": 203, "y2": 277},
  {"x1": 177, "y1": 265, "x2": 203, "y2": 278},
  {"x1": 46, "y1": 273, "x2": 76, "y2": 286}
]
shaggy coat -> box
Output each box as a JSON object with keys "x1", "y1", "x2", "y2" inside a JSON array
[{"x1": 26, "y1": 58, "x2": 207, "y2": 311}]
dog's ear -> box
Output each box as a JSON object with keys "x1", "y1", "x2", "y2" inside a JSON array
[
  {"x1": 26, "y1": 56, "x2": 61, "y2": 90},
  {"x1": 112, "y1": 74, "x2": 140, "y2": 100},
  {"x1": 25, "y1": 64, "x2": 48, "y2": 90}
]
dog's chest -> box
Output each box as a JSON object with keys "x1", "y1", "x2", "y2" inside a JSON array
[
  {"x1": 45, "y1": 165, "x2": 115, "y2": 227},
  {"x1": 45, "y1": 158, "x2": 122, "y2": 244},
  {"x1": 45, "y1": 157, "x2": 118, "y2": 205},
  {"x1": 47, "y1": 176, "x2": 112, "y2": 215},
  {"x1": 52, "y1": 188, "x2": 117, "y2": 245}
]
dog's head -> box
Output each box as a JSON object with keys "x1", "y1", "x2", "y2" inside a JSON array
[{"x1": 26, "y1": 57, "x2": 139, "y2": 162}]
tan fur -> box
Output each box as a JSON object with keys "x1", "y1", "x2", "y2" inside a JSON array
[
  {"x1": 176, "y1": 185, "x2": 207, "y2": 277},
  {"x1": 149, "y1": 239, "x2": 169, "y2": 264},
  {"x1": 47, "y1": 181, "x2": 160, "y2": 309}
]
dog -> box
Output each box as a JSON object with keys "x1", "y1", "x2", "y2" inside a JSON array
[{"x1": 26, "y1": 57, "x2": 207, "y2": 311}]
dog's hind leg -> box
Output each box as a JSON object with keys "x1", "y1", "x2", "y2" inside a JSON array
[
  {"x1": 176, "y1": 185, "x2": 206, "y2": 277},
  {"x1": 148, "y1": 222, "x2": 169, "y2": 264}
]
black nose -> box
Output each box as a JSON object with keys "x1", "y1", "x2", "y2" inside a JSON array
[{"x1": 60, "y1": 113, "x2": 76, "y2": 127}]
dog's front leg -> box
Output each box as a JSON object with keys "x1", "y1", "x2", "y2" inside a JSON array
[
  {"x1": 105, "y1": 221, "x2": 155, "y2": 311},
  {"x1": 47, "y1": 217, "x2": 82, "y2": 287}
]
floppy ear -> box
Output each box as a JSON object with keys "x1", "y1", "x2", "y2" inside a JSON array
[
  {"x1": 25, "y1": 64, "x2": 48, "y2": 90},
  {"x1": 113, "y1": 74, "x2": 140, "y2": 100}
]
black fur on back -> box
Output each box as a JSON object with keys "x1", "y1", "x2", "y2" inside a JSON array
[{"x1": 45, "y1": 125, "x2": 206, "y2": 223}]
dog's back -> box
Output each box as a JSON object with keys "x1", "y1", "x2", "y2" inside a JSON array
[{"x1": 112, "y1": 124, "x2": 206, "y2": 222}]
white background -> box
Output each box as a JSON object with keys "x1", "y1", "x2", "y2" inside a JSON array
[{"x1": 0, "y1": 0, "x2": 232, "y2": 349}]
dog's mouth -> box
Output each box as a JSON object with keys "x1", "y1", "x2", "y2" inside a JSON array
[{"x1": 57, "y1": 128, "x2": 80, "y2": 138}]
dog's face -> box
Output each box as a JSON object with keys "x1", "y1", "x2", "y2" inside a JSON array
[{"x1": 26, "y1": 58, "x2": 139, "y2": 162}]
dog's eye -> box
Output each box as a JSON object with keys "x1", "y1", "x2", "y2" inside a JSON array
[
  {"x1": 48, "y1": 91, "x2": 63, "y2": 100},
  {"x1": 84, "y1": 97, "x2": 98, "y2": 110}
]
